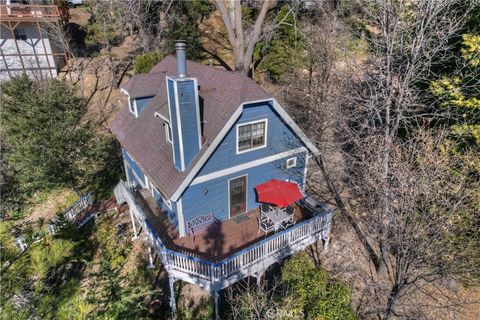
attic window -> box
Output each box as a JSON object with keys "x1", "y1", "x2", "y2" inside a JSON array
[
  {"x1": 286, "y1": 157, "x2": 297, "y2": 169},
  {"x1": 237, "y1": 119, "x2": 268, "y2": 154}
]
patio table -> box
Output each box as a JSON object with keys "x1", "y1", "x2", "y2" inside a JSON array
[{"x1": 263, "y1": 207, "x2": 291, "y2": 231}]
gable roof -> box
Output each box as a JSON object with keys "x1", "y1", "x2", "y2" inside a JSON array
[{"x1": 110, "y1": 56, "x2": 319, "y2": 201}]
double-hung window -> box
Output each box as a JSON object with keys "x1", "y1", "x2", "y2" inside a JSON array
[
  {"x1": 14, "y1": 28, "x2": 27, "y2": 41},
  {"x1": 237, "y1": 120, "x2": 267, "y2": 153}
]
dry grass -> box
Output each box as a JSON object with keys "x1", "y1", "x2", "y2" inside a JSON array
[{"x1": 24, "y1": 188, "x2": 79, "y2": 223}]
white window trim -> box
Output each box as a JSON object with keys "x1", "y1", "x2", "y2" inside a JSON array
[
  {"x1": 164, "y1": 122, "x2": 173, "y2": 144},
  {"x1": 130, "y1": 99, "x2": 138, "y2": 117},
  {"x1": 172, "y1": 79, "x2": 186, "y2": 171},
  {"x1": 227, "y1": 174, "x2": 248, "y2": 219},
  {"x1": 124, "y1": 161, "x2": 145, "y2": 189},
  {"x1": 144, "y1": 175, "x2": 149, "y2": 190},
  {"x1": 286, "y1": 156, "x2": 297, "y2": 169},
  {"x1": 177, "y1": 198, "x2": 186, "y2": 236},
  {"x1": 121, "y1": 88, "x2": 138, "y2": 118},
  {"x1": 151, "y1": 183, "x2": 157, "y2": 198},
  {"x1": 236, "y1": 118, "x2": 268, "y2": 155},
  {"x1": 191, "y1": 147, "x2": 307, "y2": 186},
  {"x1": 165, "y1": 78, "x2": 178, "y2": 167},
  {"x1": 150, "y1": 184, "x2": 173, "y2": 210}
]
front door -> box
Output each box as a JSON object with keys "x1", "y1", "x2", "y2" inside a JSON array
[{"x1": 229, "y1": 175, "x2": 247, "y2": 217}]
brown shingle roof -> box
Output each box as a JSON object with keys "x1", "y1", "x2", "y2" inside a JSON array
[{"x1": 110, "y1": 56, "x2": 271, "y2": 199}]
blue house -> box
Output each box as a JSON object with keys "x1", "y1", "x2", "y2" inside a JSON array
[{"x1": 112, "y1": 41, "x2": 332, "y2": 318}]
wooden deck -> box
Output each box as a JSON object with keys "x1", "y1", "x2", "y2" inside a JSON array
[
  {"x1": 134, "y1": 189, "x2": 312, "y2": 262},
  {"x1": 0, "y1": 4, "x2": 60, "y2": 21}
]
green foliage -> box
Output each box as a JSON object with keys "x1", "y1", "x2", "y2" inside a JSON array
[
  {"x1": 461, "y1": 34, "x2": 480, "y2": 66},
  {"x1": 164, "y1": 0, "x2": 213, "y2": 60},
  {"x1": 56, "y1": 294, "x2": 94, "y2": 320},
  {"x1": 95, "y1": 218, "x2": 131, "y2": 270},
  {"x1": 82, "y1": 134, "x2": 122, "y2": 200},
  {"x1": 430, "y1": 34, "x2": 480, "y2": 147},
  {"x1": 177, "y1": 297, "x2": 214, "y2": 320},
  {"x1": 29, "y1": 238, "x2": 74, "y2": 281},
  {"x1": 0, "y1": 224, "x2": 85, "y2": 319},
  {"x1": 1, "y1": 75, "x2": 122, "y2": 217},
  {"x1": 228, "y1": 253, "x2": 356, "y2": 319},
  {"x1": 258, "y1": 5, "x2": 307, "y2": 83},
  {"x1": 134, "y1": 51, "x2": 165, "y2": 74},
  {"x1": 1, "y1": 75, "x2": 89, "y2": 193},
  {"x1": 83, "y1": 1, "x2": 119, "y2": 49},
  {"x1": 282, "y1": 253, "x2": 357, "y2": 320},
  {"x1": 0, "y1": 213, "x2": 160, "y2": 320}
]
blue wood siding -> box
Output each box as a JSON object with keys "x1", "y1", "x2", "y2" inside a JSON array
[
  {"x1": 152, "y1": 185, "x2": 179, "y2": 229},
  {"x1": 167, "y1": 79, "x2": 182, "y2": 171},
  {"x1": 177, "y1": 80, "x2": 200, "y2": 169},
  {"x1": 135, "y1": 96, "x2": 153, "y2": 115},
  {"x1": 122, "y1": 147, "x2": 179, "y2": 228},
  {"x1": 123, "y1": 148, "x2": 145, "y2": 186},
  {"x1": 126, "y1": 165, "x2": 142, "y2": 187},
  {"x1": 181, "y1": 152, "x2": 307, "y2": 223},
  {"x1": 197, "y1": 101, "x2": 304, "y2": 176}
]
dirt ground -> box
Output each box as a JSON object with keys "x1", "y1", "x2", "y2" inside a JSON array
[{"x1": 321, "y1": 216, "x2": 480, "y2": 320}]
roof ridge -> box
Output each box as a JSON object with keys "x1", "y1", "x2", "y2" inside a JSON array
[{"x1": 153, "y1": 55, "x2": 256, "y2": 82}]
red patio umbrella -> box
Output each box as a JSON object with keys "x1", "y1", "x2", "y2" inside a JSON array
[{"x1": 255, "y1": 179, "x2": 305, "y2": 207}]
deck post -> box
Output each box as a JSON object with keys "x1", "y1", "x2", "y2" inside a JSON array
[
  {"x1": 213, "y1": 290, "x2": 220, "y2": 320},
  {"x1": 129, "y1": 208, "x2": 138, "y2": 240},
  {"x1": 256, "y1": 272, "x2": 262, "y2": 288},
  {"x1": 323, "y1": 235, "x2": 330, "y2": 253},
  {"x1": 323, "y1": 211, "x2": 332, "y2": 253},
  {"x1": 169, "y1": 275, "x2": 177, "y2": 318},
  {"x1": 147, "y1": 246, "x2": 155, "y2": 269}
]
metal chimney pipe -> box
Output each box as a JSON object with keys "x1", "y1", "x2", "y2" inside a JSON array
[{"x1": 175, "y1": 40, "x2": 187, "y2": 77}]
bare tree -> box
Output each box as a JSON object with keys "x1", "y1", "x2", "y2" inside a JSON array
[
  {"x1": 226, "y1": 279, "x2": 287, "y2": 320},
  {"x1": 284, "y1": 1, "x2": 479, "y2": 318},
  {"x1": 214, "y1": 0, "x2": 299, "y2": 75}
]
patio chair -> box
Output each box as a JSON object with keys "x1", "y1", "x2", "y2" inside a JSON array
[
  {"x1": 281, "y1": 215, "x2": 296, "y2": 229},
  {"x1": 286, "y1": 205, "x2": 295, "y2": 217},
  {"x1": 260, "y1": 203, "x2": 271, "y2": 214},
  {"x1": 280, "y1": 206, "x2": 296, "y2": 229},
  {"x1": 257, "y1": 216, "x2": 275, "y2": 234}
]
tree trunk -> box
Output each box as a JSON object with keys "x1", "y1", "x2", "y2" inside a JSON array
[{"x1": 385, "y1": 284, "x2": 400, "y2": 319}]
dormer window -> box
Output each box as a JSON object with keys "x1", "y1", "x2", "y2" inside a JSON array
[{"x1": 236, "y1": 119, "x2": 268, "y2": 154}]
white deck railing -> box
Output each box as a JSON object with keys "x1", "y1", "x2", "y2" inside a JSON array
[
  {"x1": 64, "y1": 192, "x2": 93, "y2": 221},
  {"x1": 114, "y1": 180, "x2": 332, "y2": 292}
]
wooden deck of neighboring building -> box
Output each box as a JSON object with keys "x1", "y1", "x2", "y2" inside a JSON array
[
  {"x1": 133, "y1": 189, "x2": 312, "y2": 261},
  {"x1": 0, "y1": 3, "x2": 60, "y2": 22}
]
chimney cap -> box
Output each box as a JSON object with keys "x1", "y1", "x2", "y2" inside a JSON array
[
  {"x1": 175, "y1": 40, "x2": 187, "y2": 78},
  {"x1": 175, "y1": 40, "x2": 187, "y2": 48}
]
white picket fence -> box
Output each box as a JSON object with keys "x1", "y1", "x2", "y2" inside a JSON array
[{"x1": 114, "y1": 180, "x2": 332, "y2": 292}]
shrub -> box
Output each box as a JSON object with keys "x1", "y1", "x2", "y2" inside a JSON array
[{"x1": 134, "y1": 51, "x2": 165, "y2": 74}]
